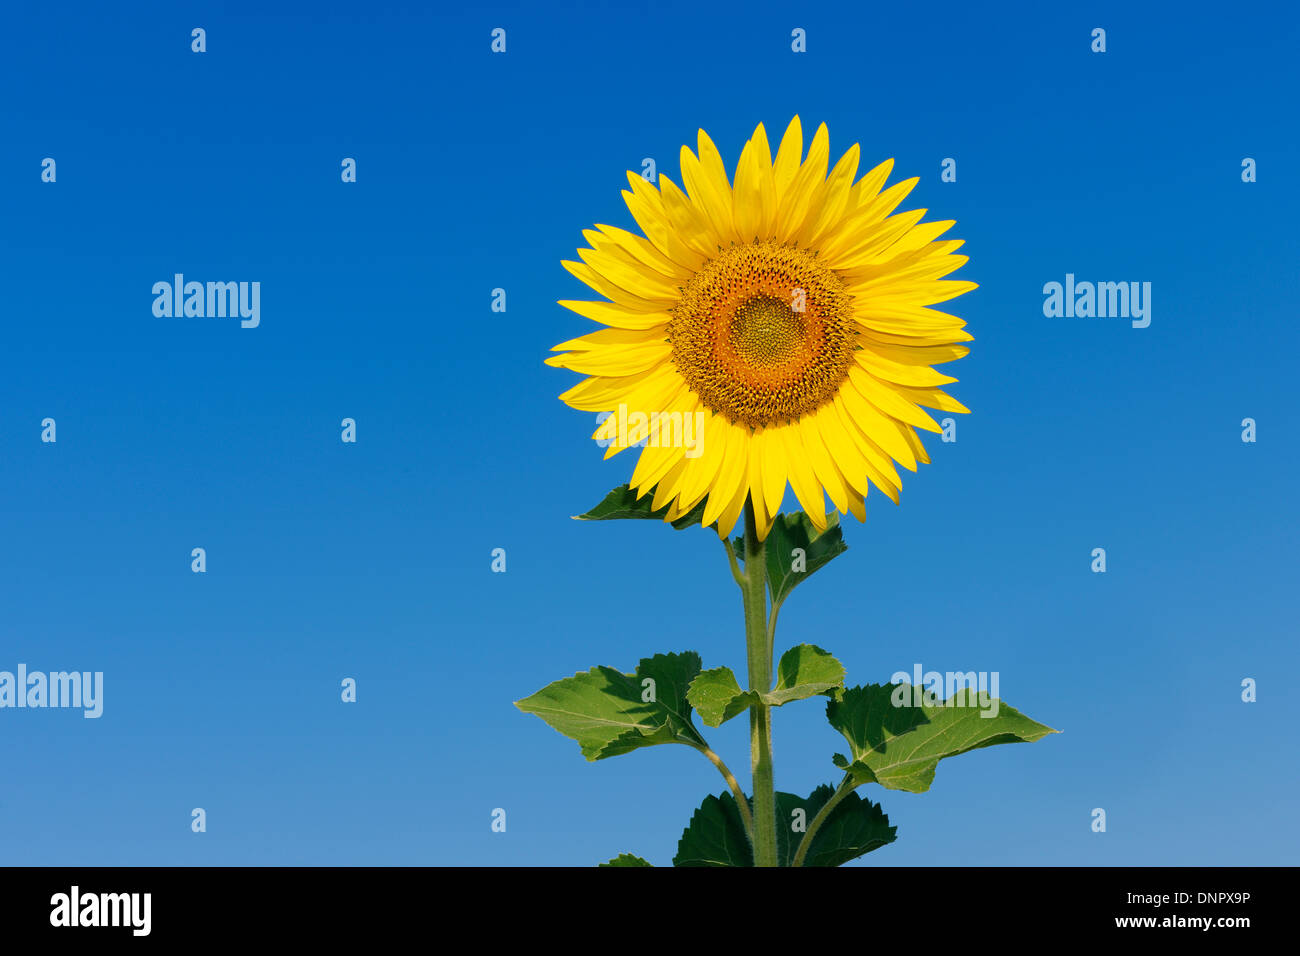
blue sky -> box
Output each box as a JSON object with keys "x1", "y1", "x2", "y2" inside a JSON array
[{"x1": 1, "y1": 0, "x2": 1296, "y2": 866}]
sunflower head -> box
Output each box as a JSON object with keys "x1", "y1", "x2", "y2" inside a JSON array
[{"x1": 546, "y1": 117, "x2": 974, "y2": 541}]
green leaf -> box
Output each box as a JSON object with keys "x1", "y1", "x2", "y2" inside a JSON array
[
  {"x1": 826, "y1": 683, "x2": 1059, "y2": 792},
  {"x1": 575, "y1": 484, "x2": 711, "y2": 530},
  {"x1": 777, "y1": 786, "x2": 897, "y2": 867},
  {"x1": 764, "y1": 511, "x2": 848, "y2": 608},
  {"x1": 515, "y1": 652, "x2": 706, "y2": 759},
  {"x1": 673, "y1": 792, "x2": 752, "y2": 867},
  {"x1": 687, "y1": 666, "x2": 757, "y2": 727},
  {"x1": 686, "y1": 645, "x2": 845, "y2": 727},
  {"x1": 767, "y1": 644, "x2": 845, "y2": 706},
  {"x1": 674, "y1": 787, "x2": 896, "y2": 866},
  {"x1": 599, "y1": 853, "x2": 653, "y2": 867}
]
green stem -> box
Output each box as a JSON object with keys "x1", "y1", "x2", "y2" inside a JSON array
[
  {"x1": 742, "y1": 500, "x2": 778, "y2": 867},
  {"x1": 767, "y1": 601, "x2": 782, "y2": 663},
  {"x1": 792, "y1": 774, "x2": 854, "y2": 867},
  {"x1": 694, "y1": 744, "x2": 755, "y2": 842},
  {"x1": 722, "y1": 536, "x2": 745, "y2": 588}
]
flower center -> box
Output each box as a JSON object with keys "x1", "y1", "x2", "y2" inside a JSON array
[
  {"x1": 730, "y1": 295, "x2": 806, "y2": 369},
  {"x1": 668, "y1": 240, "x2": 857, "y2": 428}
]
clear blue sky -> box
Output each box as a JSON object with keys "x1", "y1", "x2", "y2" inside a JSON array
[{"x1": 1, "y1": 0, "x2": 1296, "y2": 866}]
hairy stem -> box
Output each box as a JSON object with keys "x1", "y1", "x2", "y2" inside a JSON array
[
  {"x1": 722, "y1": 536, "x2": 745, "y2": 588},
  {"x1": 694, "y1": 744, "x2": 755, "y2": 842},
  {"x1": 792, "y1": 775, "x2": 855, "y2": 867},
  {"x1": 742, "y1": 500, "x2": 778, "y2": 867}
]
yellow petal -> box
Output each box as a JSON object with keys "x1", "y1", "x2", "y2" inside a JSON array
[
  {"x1": 550, "y1": 327, "x2": 664, "y2": 352},
  {"x1": 893, "y1": 385, "x2": 971, "y2": 414},
  {"x1": 832, "y1": 177, "x2": 920, "y2": 243},
  {"x1": 811, "y1": 403, "x2": 873, "y2": 500},
  {"x1": 747, "y1": 439, "x2": 771, "y2": 535},
  {"x1": 658, "y1": 174, "x2": 722, "y2": 258},
  {"x1": 863, "y1": 340, "x2": 970, "y2": 366},
  {"x1": 829, "y1": 398, "x2": 903, "y2": 498},
  {"x1": 630, "y1": 439, "x2": 683, "y2": 491},
  {"x1": 854, "y1": 348, "x2": 958, "y2": 387},
  {"x1": 676, "y1": 143, "x2": 738, "y2": 248},
  {"x1": 558, "y1": 298, "x2": 669, "y2": 329},
  {"x1": 849, "y1": 248, "x2": 968, "y2": 289},
  {"x1": 626, "y1": 384, "x2": 700, "y2": 482},
  {"x1": 847, "y1": 158, "x2": 894, "y2": 209},
  {"x1": 733, "y1": 123, "x2": 777, "y2": 240},
  {"x1": 797, "y1": 416, "x2": 849, "y2": 513},
  {"x1": 799, "y1": 143, "x2": 860, "y2": 248},
  {"x1": 582, "y1": 229, "x2": 676, "y2": 283},
  {"x1": 859, "y1": 326, "x2": 975, "y2": 348},
  {"x1": 841, "y1": 236, "x2": 964, "y2": 282},
  {"x1": 868, "y1": 219, "x2": 959, "y2": 261},
  {"x1": 869, "y1": 280, "x2": 979, "y2": 306},
  {"x1": 576, "y1": 245, "x2": 681, "y2": 303},
  {"x1": 621, "y1": 174, "x2": 706, "y2": 272},
  {"x1": 903, "y1": 426, "x2": 930, "y2": 465},
  {"x1": 780, "y1": 426, "x2": 827, "y2": 529},
  {"x1": 675, "y1": 410, "x2": 727, "y2": 512},
  {"x1": 590, "y1": 224, "x2": 688, "y2": 281},
  {"x1": 561, "y1": 260, "x2": 670, "y2": 313},
  {"x1": 852, "y1": 302, "x2": 970, "y2": 336},
  {"x1": 835, "y1": 389, "x2": 916, "y2": 471},
  {"x1": 651, "y1": 456, "x2": 690, "y2": 511},
  {"x1": 703, "y1": 422, "x2": 751, "y2": 526},
  {"x1": 823, "y1": 208, "x2": 928, "y2": 268},
  {"x1": 663, "y1": 494, "x2": 691, "y2": 521},
  {"x1": 696, "y1": 130, "x2": 736, "y2": 202},
  {"x1": 547, "y1": 341, "x2": 671, "y2": 376},
  {"x1": 595, "y1": 373, "x2": 687, "y2": 440},
  {"x1": 713, "y1": 469, "x2": 751, "y2": 539},
  {"x1": 756, "y1": 427, "x2": 788, "y2": 517},
  {"x1": 557, "y1": 366, "x2": 675, "y2": 411},
  {"x1": 772, "y1": 116, "x2": 803, "y2": 201},
  {"x1": 847, "y1": 365, "x2": 943, "y2": 433},
  {"x1": 775, "y1": 122, "x2": 829, "y2": 242}
]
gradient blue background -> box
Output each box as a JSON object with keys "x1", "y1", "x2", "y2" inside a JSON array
[{"x1": 2, "y1": 1, "x2": 1296, "y2": 866}]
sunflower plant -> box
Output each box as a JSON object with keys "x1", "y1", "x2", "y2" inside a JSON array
[{"x1": 518, "y1": 117, "x2": 1056, "y2": 867}]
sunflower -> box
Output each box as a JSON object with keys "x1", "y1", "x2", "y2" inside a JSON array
[{"x1": 546, "y1": 117, "x2": 974, "y2": 541}]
